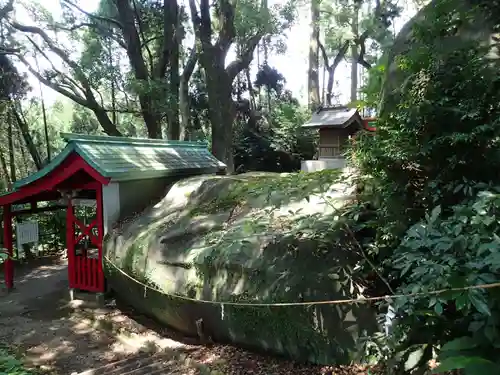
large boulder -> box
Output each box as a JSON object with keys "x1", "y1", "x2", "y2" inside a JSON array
[{"x1": 104, "y1": 170, "x2": 380, "y2": 364}]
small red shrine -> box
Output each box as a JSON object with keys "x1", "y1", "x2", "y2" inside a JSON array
[{"x1": 0, "y1": 133, "x2": 226, "y2": 294}]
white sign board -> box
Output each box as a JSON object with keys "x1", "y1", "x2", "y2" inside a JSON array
[
  {"x1": 56, "y1": 198, "x2": 97, "y2": 207},
  {"x1": 16, "y1": 221, "x2": 39, "y2": 257},
  {"x1": 73, "y1": 199, "x2": 96, "y2": 207}
]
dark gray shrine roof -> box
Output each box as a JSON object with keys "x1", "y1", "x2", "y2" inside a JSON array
[{"x1": 302, "y1": 106, "x2": 363, "y2": 129}]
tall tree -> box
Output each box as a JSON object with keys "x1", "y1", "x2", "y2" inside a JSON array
[
  {"x1": 318, "y1": 38, "x2": 349, "y2": 105},
  {"x1": 189, "y1": 0, "x2": 273, "y2": 171},
  {"x1": 179, "y1": 45, "x2": 197, "y2": 140},
  {"x1": 314, "y1": 0, "x2": 400, "y2": 105},
  {"x1": 308, "y1": 0, "x2": 321, "y2": 110},
  {"x1": 4, "y1": 0, "x2": 193, "y2": 139},
  {"x1": 0, "y1": 35, "x2": 43, "y2": 170}
]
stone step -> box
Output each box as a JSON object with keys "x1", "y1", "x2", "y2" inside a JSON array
[
  {"x1": 76, "y1": 351, "x2": 158, "y2": 375},
  {"x1": 75, "y1": 350, "x2": 192, "y2": 375}
]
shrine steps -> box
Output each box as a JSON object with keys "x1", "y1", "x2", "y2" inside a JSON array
[{"x1": 74, "y1": 349, "x2": 204, "y2": 375}]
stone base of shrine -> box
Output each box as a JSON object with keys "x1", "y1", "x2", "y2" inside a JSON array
[
  {"x1": 68, "y1": 288, "x2": 106, "y2": 306},
  {"x1": 301, "y1": 158, "x2": 346, "y2": 172}
]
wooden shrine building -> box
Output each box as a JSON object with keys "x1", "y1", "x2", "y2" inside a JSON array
[
  {"x1": 302, "y1": 106, "x2": 364, "y2": 158},
  {"x1": 300, "y1": 106, "x2": 375, "y2": 171},
  {"x1": 0, "y1": 134, "x2": 226, "y2": 293}
]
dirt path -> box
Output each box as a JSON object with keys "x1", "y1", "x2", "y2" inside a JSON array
[
  {"x1": 0, "y1": 257, "x2": 381, "y2": 375},
  {"x1": 0, "y1": 257, "x2": 197, "y2": 374}
]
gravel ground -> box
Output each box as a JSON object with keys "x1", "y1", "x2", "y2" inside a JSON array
[{"x1": 0, "y1": 256, "x2": 390, "y2": 374}]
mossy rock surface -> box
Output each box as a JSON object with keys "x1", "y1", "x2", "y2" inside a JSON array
[{"x1": 104, "y1": 170, "x2": 379, "y2": 364}]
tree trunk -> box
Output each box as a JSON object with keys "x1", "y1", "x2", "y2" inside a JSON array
[
  {"x1": 12, "y1": 106, "x2": 43, "y2": 170},
  {"x1": 16, "y1": 129, "x2": 28, "y2": 178},
  {"x1": 263, "y1": 36, "x2": 271, "y2": 111},
  {"x1": 41, "y1": 92, "x2": 51, "y2": 161},
  {"x1": 318, "y1": 38, "x2": 350, "y2": 106},
  {"x1": 0, "y1": 147, "x2": 10, "y2": 190},
  {"x1": 308, "y1": 0, "x2": 320, "y2": 110},
  {"x1": 321, "y1": 64, "x2": 326, "y2": 104},
  {"x1": 34, "y1": 54, "x2": 51, "y2": 161},
  {"x1": 326, "y1": 67, "x2": 334, "y2": 105},
  {"x1": 350, "y1": 7, "x2": 359, "y2": 103},
  {"x1": 92, "y1": 105, "x2": 122, "y2": 136},
  {"x1": 108, "y1": 38, "x2": 117, "y2": 127},
  {"x1": 350, "y1": 45, "x2": 358, "y2": 102},
  {"x1": 167, "y1": 71, "x2": 180, "y2": 140},
  {"x1": 189, "y1": 0, "x2": 262, "y2": 171},
  {"x1": 115, "y1": 0, "x2": 162, "y2": 139},
  {"x1": 7, "y1": 112, "x2": 16, "y2": 184},
  {"x1": 166, "y1": 1, "x2": 180, "y2": 140},
  {"x1": 180, "y1": 48, "x2": 197, "y2": 141},
  {"x1": 203, "y1": 58, "x2": 235, "y2": 172},
  {"x1": 246, "y1": 68, "x2": 256, "y2": 110},
  {"x1": 179, "y1": 81, "x2": 190, "y2": 140}
]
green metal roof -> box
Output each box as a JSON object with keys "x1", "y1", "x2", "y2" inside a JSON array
[{"x1": 12, "y1": 133, "x2": 226, "y2": 190}]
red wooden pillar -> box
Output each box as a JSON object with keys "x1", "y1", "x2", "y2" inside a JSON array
[
  {"x1": 3, "y1": 205, "x2": 13, "y2": 290},
  {"x1": 96, "y1": 186, "x2": 105, "y2": 292},
  {"x1": 66, "y1": 197, "x2": 75, "y2": 287}
]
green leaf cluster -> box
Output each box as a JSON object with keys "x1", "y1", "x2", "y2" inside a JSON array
[
  {"x1": 0, "y1": 250, "x2": 8, "y2": 264},
  {"x1": 350, "y1": 0, "x2": 500, "y2": 371},
  {"x1": 0, "y1": 347, "x2": 34, "y2": 375},
  {"x1": 234, "y1": 99, "x2": 316, "y2": 173},
  {"x1": 433, "y1": 336, "x2": 500, "y2": 374},
  {"x1": 391, "y1": 191, "x2": 500, "y2": 371}
]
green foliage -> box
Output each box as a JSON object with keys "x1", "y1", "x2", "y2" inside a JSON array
[
  {"x1": 0, "y1": 55, "x2": 28, "y2": 101},
  {"x1": 0, "y1": 347, "x2": 34, "y2": 375},
  {"x1": 391, "y1": 191, "x2": 500, "y2": 372},
  {"x1": 359, "y1": 55, "x2": 387, "y2": 110},
  {"x1": 233, "y1": 0, "x2": 297, "y2": 44},
  {"x1": 319, "y1": 0, "x2": 399, "y2": 69},
  {"x1": 254, "y1": 64, "x2": 285, "y2": 95},
  {"x1": 351, "y1": 0, "x2": 500, "y2": 372},
  {"x1": 434, "y1": 336, "x2": 499, "y2": 374},
  {"x1": 234, "y1": 98, "x2": 315, "y2": 173},
  {"x1": 353, "y1": 0, "x2": 500, "y2": 240},
  {"x1": 70, "y1": 104, "x2": 101, "y2": 135}
]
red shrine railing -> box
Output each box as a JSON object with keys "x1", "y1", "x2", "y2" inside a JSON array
[
  {"x1": 0, "y1": 248, "x2": 11, "y2": 289},
  {"x1": 66, "y1": 187, "x2": 105, "y2": 293}
]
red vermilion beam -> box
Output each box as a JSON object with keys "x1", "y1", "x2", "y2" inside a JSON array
[{"x1": 3, "y1": 205, "x2": 13, "y2": 290}]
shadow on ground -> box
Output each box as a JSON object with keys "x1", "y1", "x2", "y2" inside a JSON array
[
  {"x1": 0, "y1": 256, "x2": 198, "y2": 374},
  {"x1": 0, "y1": 257, "x2": 382, "y2": 375}
]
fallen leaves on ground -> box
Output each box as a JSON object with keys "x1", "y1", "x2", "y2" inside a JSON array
[
  {"x1": 112, "y1": 302, "x2": 386, "y2": 375},
  {"x1": 178, "y1": 344, "x2": 385, "y2": 375}
]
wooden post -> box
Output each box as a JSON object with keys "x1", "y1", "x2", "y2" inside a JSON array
[
  {"x1": 66, "y1": 197, "x2": 74, "y2": 293},
  {"x1": 96, "y1": 186, "x2": 105, "y2": 292},
  {"x1": 3, "y1": 205, "x2": 13, "y2": 290}
]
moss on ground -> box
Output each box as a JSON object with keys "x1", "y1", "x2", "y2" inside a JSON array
[
  {"x1": 106, "y1": 169, "x2": 363, "y2": 303},
  {"x1": 191, "y1": 170, "x2": 342, "y2": 216}
]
